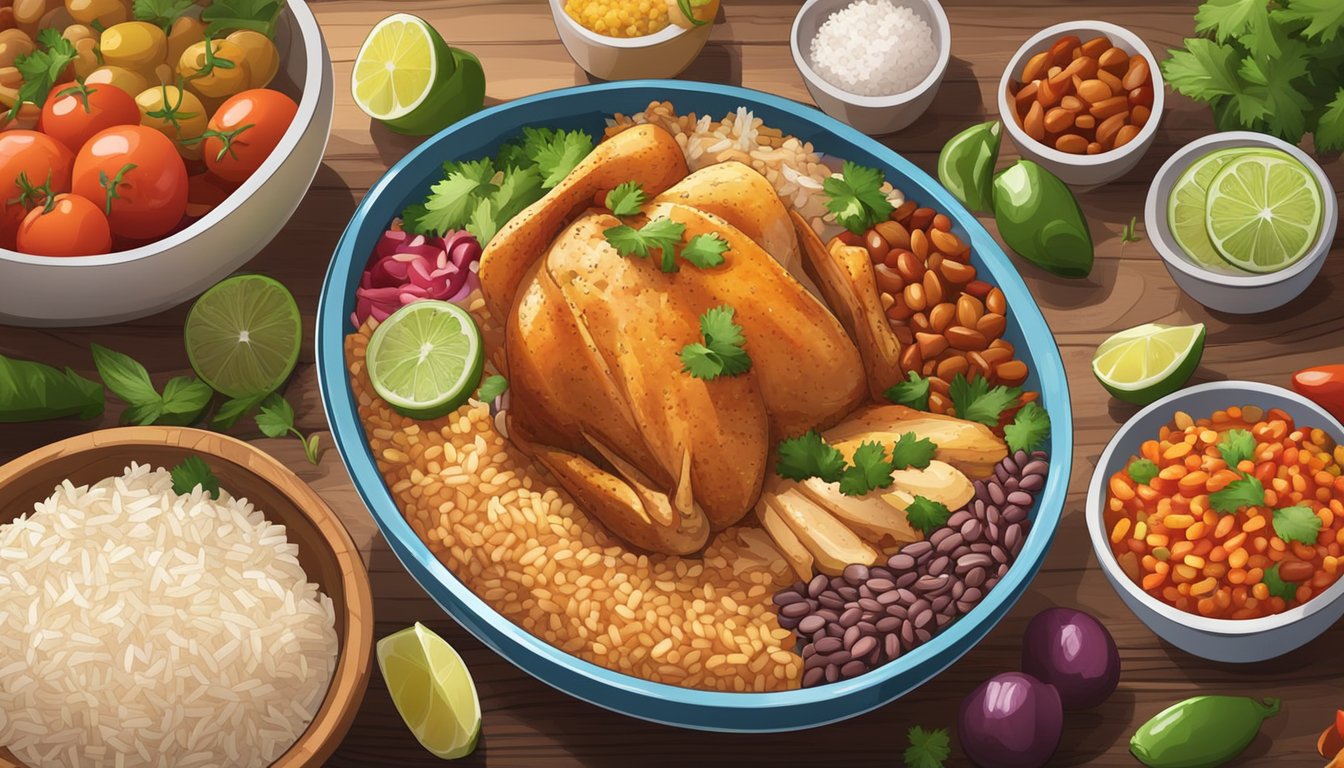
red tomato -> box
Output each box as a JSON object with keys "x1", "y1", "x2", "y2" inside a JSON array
[
  {"x1": 0, "y1": 131, "x2": 74, "y2": 249},
  {"x1": 201, "y1": 88, "x2": 297, "y2": 183},
  {"x1": 72, "y1": 125, "x2": 187, "y2": 240},
  {"x1": 1292, "y1": 365, "x2": 1344, "y2": 423},
  {"x1": 16, "y1": 194, "x2": 112, "y2": 257},
  {"x1": 40, "y1": 81, "x2": 141, "y2": 155},
  {"x1": 186, "y1": 171, "x2": 238, "y2": 218}
]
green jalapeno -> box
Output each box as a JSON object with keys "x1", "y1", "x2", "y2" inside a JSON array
[
  {"x1": 992, "y1": 160, "x2": 1094, "y2": 278},
  {"x1": 937, "y1": 120, "x2": 1000, "y2": 214},
  {"x1": 1130, "y1": 695, "x2": 1281, "y2": 768}
]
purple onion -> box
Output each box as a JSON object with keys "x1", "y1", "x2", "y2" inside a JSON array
[
  {"x1": 958, "y1": 672, "x2": 1063, "y2": 768},
  {"x1": 1020, "y1": 608, "x2": 1120, "y2": 710},
  {"x1": 351, "y1": 228, "x2": 482, "y2": 327}
]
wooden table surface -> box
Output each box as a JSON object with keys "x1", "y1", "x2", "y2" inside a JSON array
[{"x1": 3, "y1": 0, "x2": 1343, "y2": 765}]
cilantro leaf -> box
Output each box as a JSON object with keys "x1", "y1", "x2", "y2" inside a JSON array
[
  {"x1": 681, "y1": 233, "x2": 729, "y2": 269},
  {"x1": 200, "y1": 0, "x2": 284, "y2": 37},
  {"x1": 884, "y1": 371, "x2": 931, "y2": 411},
  {"x1": 1272, "y1": 505, "x2": 1322, "y2": 544},
  {"x1": 605, "y1": 181, "x2": 645, "y2": 217},
  {"x1": 1161, "y1": 38, "x2": 1246, "y2": 103},
  {"x1": 1218, "y1": 429, "x2": 1257, "y2": 468},
  {"x1": 839, "y1": 441, "x2": 897, "y2": 496},
  {"x1": 948, "y1": 373, "x2": 1020, "y2": 427},
  {"x1": 171, "y1": 456, "x2": 220, "y2": 498},
  {"x1": 464, "y1": 197, "x2": 500, "y2": 249},
  {"x1": 255, "y1": 393, "x2": 323, "y2": 465},
  {"x1": 776, "y1": 430, "x2": 846, "y2": 484},
  {"x1": 409, "y1": 158, "x2": 497, "y2": 235},
  {"x1": 823, "y1": 161, "x2": 894, "y2": 235},
  {"x1": 11, "y1": 32, "x2": 80, "y2": 118},
  {"x1": 677, "y1": 343, "x2": 722, "y2": 381},
  {"x1": 605, "y1": 217, "x2": 686, "y2": 272},
  {"x1": 90, "y1": 343, "x2": 158, "y2": 407},
  {"x1": 477, "y1": 374, "x2": 508, "y2": 403},
  {"x1": 890, "y1": 432, "x2": 936, "y2": 471},
  {"x1": 680, "y1": 304, "x2": 751, "y2": 380},
  {"x1": 155, "y1": 376, "x2": 213, "y2": 426},
  {"x1": 1238, "y1": 37, "x2": 1314, "y2": 140},
  {"x1": 1209, "y1": 474, "x2": 1265, "y2": 515},
  {"x1": 212, "y1": 392, "x2": 268, "y2": 430},
  {"x1": 133, "y1": 0, "x2": 195, "y2": 30},
  {"x1": 1262, "y1": 563, "x2": 1300, "y2": 603},
  {"x1": 1316, "y1": 87, "x2": 1344, "y2": 152},
  {"x1": 528, "y1": 128, "x2": 594, "y2": 188},
  {"x1": 1196, "y1": 0, "x2": 1278, "y2": 57},
  {"x1": 1275, "y1": 0, "x2": 1344, "y2": 42},
  {"x1": 906, "y1": 496, "x2": 952, "y2": 536},
  {"x1": 1004, "y1": 401, "x2": 1050, "y2": 453},
  {"x1": 904, "y1": 726, "x2": 951, "y2": 768},
  {"x1": 1127, "y1": 459, "x2": 1160, "y2": 485},
  {"x1": 488, "y1": 165, "x2": 544, "y2": 226},
  {"x1": 89, "y1": 343, "x2": 209, "y2": 426}
]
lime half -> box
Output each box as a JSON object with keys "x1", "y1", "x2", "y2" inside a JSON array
[
  {"x1": 185, "y1": 275, "x2": 302, "y2": 399},
  {"x1": 1205, "y1": 150, "x2": 1323, "y2": 274},
  {"x1": 352, "y1": 13, "x2": 485, "y2": 136},
  {"x1": 1168, "y1": 148, "x2": 1251, "y2": 273},
  {"x1": 1092, "y1": 322, "x2": 1206, "y2": 405},
  {"x1": 366, "y1": 300, "x2": 483, "y2": 419},
  {"x1": 377, "y1": 623, "x2": 481, "y2": 760}
]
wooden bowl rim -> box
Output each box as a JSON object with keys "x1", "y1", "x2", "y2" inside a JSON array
[{"x1": 0, "y1": 426, "x2": 374, "y2": 768}]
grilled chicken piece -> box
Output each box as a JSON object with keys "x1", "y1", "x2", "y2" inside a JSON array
[
  {"x1": 824, "y1": 404, "x2": 1007, "y2": 480},
  {"x1": 760, "y1": 482, "x2": 878, "y2": 575},
  {"x1": 883, "y1": 461, "x2": 976, "y2": 513}
]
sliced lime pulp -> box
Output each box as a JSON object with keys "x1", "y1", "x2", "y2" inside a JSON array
[
  {"x1": 377, "y1": 623, "x2": 482, "y2": 760},
  {"x1": 1205, "y1": 150, "x2": 1323, "y2": 274},
  {"x1": 1092, "y1": 322, "x2": 1206, "y2": 405},
  {"x1": 352, "y1": 13, "x2": 485, "y2": 136},
  {"x1": 366, "y1": 300, "x2": 484, "y2": 419},
  {"x1": 184, "y1": 274, "x2": 302, "y2": 399},
  {"x1": 1168, "y1": 148, "x2": 1251, "y2": 273}
]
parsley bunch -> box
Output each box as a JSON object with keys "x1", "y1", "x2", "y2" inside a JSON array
[
  {"x1": 1161, "y1": 0, "x2": 1344, "y2": 149},
  {"x1": 9, "y1": 30, "x2": 79, "y2": 120},
  {"x1": 775, "y1": 430, "x2": 936, "y2": 497}
]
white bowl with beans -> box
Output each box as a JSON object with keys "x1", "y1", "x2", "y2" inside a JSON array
[{"x1": 997, "y1": 20, "x2": 1164, "y2": 186}]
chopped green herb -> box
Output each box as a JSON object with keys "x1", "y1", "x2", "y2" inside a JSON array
[
  {"x1": 1127, "y1": 459, "x2": 1160, "y2": 485},
  {"x1": 823, "y1": 161, "x2": 895, "y2": 235},
  {"x1": 200, "y1": 0, "x2": 285, "y2": 37},
  {"x1": 776, "y1": 430, "x2": 846, "y2": 484},
  {"x1": 1004, "y1": 401, "x2": 1050, "y2": 453},
  {"x1": 903, "y1": 726, "x2": 951, "y2": 768},
  {"x1": 680, "y1": 232, "x2": 729, "y2": 269},
  {"x1": 1119, "y1": 216, "x2": 1142, "y2": 244},
  {"x1": 133, "y1": 0, "x2": 195, "y2": 31},
  {"x1": 679, "y1": 304, "x2": 751, "y2": 380},
  {"x1": 884, "y1": 371, "x2": 931, "y2": 411},
  {"x1": 0, "y1": 354, "x2": 103, "y2": 422},
  {"x1": 1261, "y1": 563, "x2": 1300, "y2": 603},
  {"x1": 604, "y1": 181, "x2": 645, "y2": 217},
  {"x1": 521, "y1": 127, "x2": 594, "y2": 188},
  {"x1": 212, "y1": 392, "x2": 268, "y2": 430},
  {"x1": 10, "y1": 31, "x2": 80, "y2": 119},
  {"x1": 256, "y1": 393, "x2": 322, "y2": 465},
  {"x1": 1209, "y1": 473, "x2": 1265, "y2": 515},
  {"x1": 1217, "y1": 428, "x2": 1256, "y2": 468},
  {"x1": 91, "y1": 343, "x2": 211, "y2": 426},
  {"x1": 170, "y1": 456, "x2": 220, "y2": 499},
  {"x1": 606, "y1": 217, "x2": 687, "y2": 272},
  {"x1": 838, "y1": 441, "x2": 897, "y2": 497},
  {"x1": 948, "y1": 373, "x2": 1021, "y2": 427},
  {"x1": 906, "y1": 496, "x2": 952, "y2": 537},
  {"x1": 890, "y1": 432, "x2": 936, "y2": 471},
  {"x1": 477, "y1": 374, "x2": 509, "y2": 403},
  {"x1": 1272, "y1": 505, "x2": 1322, "y2": 545}
]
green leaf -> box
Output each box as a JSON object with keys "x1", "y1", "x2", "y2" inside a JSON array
[
  {"x1": 1162, "y1": 38, "x2": 1246, "y2": 102},
  {"x1": 155, "y1": 376, "x2": 213, "y2": 426},
  {"x1": 1195, "y1": 0, "x2": 1278, "y2": 57},
  {"x1": 1217, "y1": 428, "x2": 1257, "y2": 468},
  {"x1": 200, "y1": 0, "x2": 284, "y2": 37},
  {"x1": 255, "y1": 392, "x2": 295, "y2": 438},
  {"x1": 133, "y1": 0, "x2": 195, "y2": 30},
  {"x1": 464, "y1": 197, "x2": 500, "y2": 247},
  {"x1": 884, "y1": 371, "x2": 931, "y2": 411},
  {"x1": 477, "y1": 374, "x2": 509, "y2": 403},
  {"x1": 1262, "y1": 563, "x2": 1300, "y2": 603},
  {"x1": 839, "y1": 441, "x2": 897, "y2": 496},
  {"x1": 1238, "y1": 36, "x2": 1314, "y2": 140},
  {"x1": 906, "y1": 496, "x2": 952, "y2": 537},
  {"x1": 1272, "y1": 505, "x2": 1323, "y2": 544},
  {"x1": 680, "y1": 233, "x2": 729, "y2": 269},
  {"x1": 122, "y1": 400, "x2": 165, "y2": 426},
  {"x1": 904, "y1": 726, "x2": 951, "y2": 768},
  {"x1": 1005, "y1": 401, "x2": 1050, "y2": 453},
  {"x1": 1127, "y1": 459, "x2": 1160, "y2": 485},
  {"x1": 529, "y1": 128, "x2": 594, "y2": 188},
  {"x1": 170, "y1": 455, "x2": 220, "y2": 498},
  {"x1": 410, "y1": 158, "x2": 497, "y2": 236},
  {"x1": 1275, "y1": 0, "x2": 1344, "y2": 42},
  {"x1": 90, "y1": 343, "x2": 160, "y2": 410},
  {"x1": 0, "y1": 355, "x2": 104, "y2": 422},
  {"x1": 212, "y1": 392, "x2": 268, "y2": 429},
  {"x1": 1209, "y1": 474, "x2": 1265, "y2": 515},
  {"x1": 948, "y1": 373, "x2": 1020, "y2": 427},
  {"x1": 680, "y1": 304, "x2": 751, "y2": 380},
  {"x1": 890, "y1": 432, "x2": 937, "y2": 471},
  {"x1": 776, "y1": 430, "x2": 846, "y2": 484},
  {"x1": 605, "y1": 218, "x2": 687, "y2": 271},
  {"x1": 1315, "y1": 87, "x2": 1344, "y2": 151},
  {"x1": 823, "y1": 161, "x2": 894, "y2": 235},
  {"x1": 604, "y1": 181, "x2": 646, "y2": 217}
]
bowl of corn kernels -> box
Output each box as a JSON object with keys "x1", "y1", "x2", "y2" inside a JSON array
[
  {"x1": 1087, "y1": 381, "x2": 1344, "y2": 663},
  {"x1": 549, "y1": 0, "x2": 717, "y2": 80}
]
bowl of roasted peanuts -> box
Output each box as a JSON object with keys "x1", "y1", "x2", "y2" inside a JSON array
[{"x1": 997, "y1": 20, "x2": 1163, "y2": 186}]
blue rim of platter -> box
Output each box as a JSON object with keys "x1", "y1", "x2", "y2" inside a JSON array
[{"x1": 317, "y1": 80, "x2": 1073, "y2": 732}]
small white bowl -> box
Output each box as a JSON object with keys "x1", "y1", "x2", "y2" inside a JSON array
[
  {"x1": 549, "y1": 0, "x2": 713, "y2": 81},
  {"x1": 790, "y1": 0, "x2": 951, "y2": 135},
  {"x1": 1087, "y1": 381, "x2": 1344, "y2": 663},
  {"x1": 998, "y1": 20, "x2": 1163, "y2": 186},
  {"x1": 1145, "y1": 131, "x2": 1338, "y2": 315},
  {"x1": 0, "y1": 0, "x2": 334, "y2": 328}
]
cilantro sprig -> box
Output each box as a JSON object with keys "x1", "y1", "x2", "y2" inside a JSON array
[
  {"x1": 775, "y1": 431, "x2": 937, "y2": 497},
  {"x1": 606, "y1": 218, "x2": 686, "y2": 272},
  {"x1": 134, "y1": 0, "x2": 195, "y2": 32},
  {"x1": 1262, "y1": 563, "x2": 1300, "y2": 603},
  {"x1": 604, "y1": 181, "x2": 645, "y2": 217},
  {"x1": 680, "y1": 305, "x2": 751, "y2": 380},
  {"x1": 839, "y1": 441, "x2": 898, "y2": 496},
  {"x1": 1272, "y1": 505, "x2": 1322, "y2": 544},
  {"x1": 884, "y1": 371, "x2": 931, "y2": 411},
  {"x1": 91, "y1": 343, "x2": 212, "y2": 426},
  {"x1": 823, "y1": 161, "x2": 895, "y2": 235},
  {"x1": 906, "y1": 497, "x2": 952, "y2": 537},
  {"x1": 256, "y1": 393, "x2": 322, "y2": 465},
  {"x1": 1217, "y1": 428, "x2": 1256, "y2": 468},
  {"x1": 948, "y1": 373, "x2": 1021, "y2": 427},
  {"x1": 200, "y1": 0, "x2": 285, "y2": 37},
  {"x1": 1004, "y1": 401, "x2": 1050, "y2": 453},
  {"x1": 1209, "y1": 473, "x2": 1265, "y2": 515},
  {"x1": 9, "y1": 30, "x2": 79, "y2": 120},
  {"x1": 903, "y1": 726, "x2": 951, "y2": 768},
  {"x1": 171, "y1": 456, "x2": 220, "y2": 499},
  {"x1": 776, "y1": 430, "x2": 846, "y2": 483},
  {"x1": 681, "y1": 233, "x2": 729, "y2": 269}
]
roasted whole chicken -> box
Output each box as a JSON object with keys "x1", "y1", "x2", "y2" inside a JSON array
[{"x1": 478, "y1": 124, "x2": 1005, "y2": 557}]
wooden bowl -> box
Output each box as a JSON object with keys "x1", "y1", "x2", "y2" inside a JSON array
[{"x1": 0, "y1": 427, "x2": 374, "y2": 767}]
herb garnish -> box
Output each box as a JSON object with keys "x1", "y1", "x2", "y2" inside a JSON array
[
  {"x1": 903, "y1": 725, "x2": 951, "y2": 768},
  {"x1": 200, "y1": 0, "x2": 285, "y2": 37},
  {"x1": 9, "y1": 30, "x2": 80, "y2": 120},
  {"x1": 948, "y1": 373, "x2": 1021, "y2": 427},
  {"x1": 255, "y1": 393, "x2": 322, "y2": 465},
  {"x1": 885, "y1": 371, "x2": 931, "y2": 410},
  {"x1": 775, "y1": 431, "x2": 937, "y2": 497},
  {"x1": 1127, "y1": 459, "x2": 1160, "y2": 485},
  {"x1": 1004, "y1": 401, "x2": 1050, "y2": 453},
  {"x1": 0, "y1": 354, "x2": 104, "y2": 422},
  {"x1": 776, "y1": 430, "x2": 847, "y2": 483},
  {"x1": 1262, "y1": 563, "x2": 1299, "y2": 603},
  {"x1": 477, "y1": 374, "x2": 509, "y2": 403},
  {"x1": 681, "y1": 233, "x2": 729, "y2": 268},
  {"x1": 823, "y1": 161, "x2": 895, "y2": 235},
  {"x1": 91, "y1": 343, "x2": 213, "y2": 426},
  {"x1": 1217, "y1": 428, "x2": 1256, "y2": 468},
  {"x1": 1209, "y1": 474, "x2": 1265, "y2": 515},
  {"x1": 171, "y1": 455, "x2": 220, "y2": 498},
  {"x1": 605, "y1": 181, "x2": 645, "y2": 217},
  {"x1": 680, "y1": 305, "x2": 751, "y2": 380},
  {"x1": 906, "y1": 497, "x2": 953, "y2": 537},
  {"x1": 1272, "y1": 505, "x2": 1322, "y2": 544},
  {"x1": 606, "y1": 217, "x2": 686, "y2": 272},
  {"x1": 133, "y1": 0, "x2": 195, "y2": 31}
]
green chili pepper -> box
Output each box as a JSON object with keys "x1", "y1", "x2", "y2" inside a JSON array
[
  {"x1": 937, "y1": 120, "x2": 1000, "y2": 214},
  {"x1": 992, "y1": 160, "x2": 1094, "y2": 278},
  {"x1": 1130, "y1": 695, "x2": 1281, "y2": 768}
]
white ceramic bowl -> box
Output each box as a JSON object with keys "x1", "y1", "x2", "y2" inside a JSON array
[
  {"x1": 790, "y1": 0, "x2": 950, "y2": 135},
  {"x1": 998, "y1": 20, "x2": 1163, "y2": 186},
  {"x1": 1145, "y1": 131, "x2": 1338, "y2": 315},
  {"x1": 1087, "y1": 381, "x2": 1344, "y2": 663},
  {"x1": 549, "y1": 0, "x2": 713, "y2": 81},
  {"x1": 0, "y1": 0, "x2": 334, "y2": 327}
]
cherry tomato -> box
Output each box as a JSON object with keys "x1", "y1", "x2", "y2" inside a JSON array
[
  {"x1": 16, "y1": 193, "x2": 112, "y2": 256},
  {"x1": 136, "y1": 84, "x2": 208, "y2": 160},
  {"x1": 1292, "y1": 365, "x2": 1344, "y2": 423},
  {"x1": 227, "y1": 30, "x2": 279, "y2": 89},
  {"x1": 179, "y1": 38, "x2": 250, "y2": 99},
  {"x1": 72, "y1": 125, "x2": 187, "y2": 241},
  {"x1": 0, "y1": 131, "x2": 74, "y2": 249},
  {"x1": 185, "y1": 172, "x2": 238, "y2": 218},
  {"x1": 41, "y1": 81, "x2": 141, "y2": 154},
  {"x1": 201, "y1": 89, "x2": 296, "y2": 183}
]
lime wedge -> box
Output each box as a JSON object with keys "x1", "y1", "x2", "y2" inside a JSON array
[
  {"x1": 366, "y1": 300, "x2": 483, "y2": 419},
  {"x1": 1092, "y1": 322, "x2": 1206, "y2": 405},
  {"x1": 352, "y1": 13, "x2": 485, "y2": 136},
  {"x1": 1168, "y1": 148, "x2": 1251, "y2": 273},
  {"x1": 377, "y1": 623, "x2": 481, "y2": 760},
  {"x1": 1205, "y1": 150, "x2": 1323, "y2": 273},
  {"x1": 184, "y1": 275, "x2": 302, "y2": 399}
]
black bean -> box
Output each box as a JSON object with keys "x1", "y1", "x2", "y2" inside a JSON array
[
  {"x1": 841, "y1": 660, "x2": 868, "y2": 679},
  {"x1": 936, "y1": 532, "x2": 964, "y2": 555},
  {"x1": 888, "y1": 553, "x2": 916, "y2": 571},
  {"x1": 884, "y1": 633, "x2": 901, "y2": 659},
  {"x1": 808, "y1": 574, "x2": 828, "y2": 597},
  {"x1": 1007, "y1": 490, "x2": 1033, "y2": 507},
  {"x1": 988, "y1": 482, "x2": 1005, "y2": 505},
  {"x1": 964, "y1": 567, "x2": 986, "y2": 588},
  {"x1": 929, "y1": 556, "x2": 950, "y2": 575},
  {"x1": 859, "y1": 597, "x2": 883, "y2": 613},
  {"x1": 843, "y1": 563, "x2": 870, "y2": 585},
  {"x1": 839, "y1": 607, "x2": 861, "y2": 627},
  {"x1": 843, "y1": 625, "x2": 861, "y2": 649},
  {"x1": 814, "y1": 636, "x2": 842, "y2": 654},
  {"x1": 876, "y1": 616, "x2": 901, "y2": 634},
  {"x1": 773, "y1": 591, "x2": 804, "y2": 607},
  {"x1": 896, "y1": 572, "x2": 918, "y2": 589},
  {"x1": 780, "y1": 602, "x2": 810, "y2": 618},
  {"x1": 1019, "y1": 473, "x2": 1044, "y2": 491},
  {"x1": 851, "y1": 635, "x2": 877, "y2": 659},
  {"x1": 803, "y1": 667, "x2": 825, "y2": 687},
  {"x1": 825, "y1": 664, "x2": 839, "y2": 683},
  {"x1": 867, "y1": 578, "x2": 895, "y2": 593},
  {"x1": 961, "y1": 519, "x2": 983, "y2": 541},
  {"x1": 798, "y1": 615, "x2": 825, "y2": 634},
  {"x1": 818, "y1": 592, "x2": 844, "y2": 610}
]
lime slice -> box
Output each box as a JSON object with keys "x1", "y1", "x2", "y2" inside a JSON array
[
  {"x1": 352, "y1": 13, "x2": 485, "y2": 136},
  {"x1": 377, "y1": 623, "x2": 481, "y2": 760},
  {"x1": 1092, "y1": 322, "x2": 1206, "y2": 405},
  {"x1": 1205, "y1": 150, "x2": 1323, "y2": 273},
  {"x1": 1168, "y1": 148, "x2": 1252, "y2": 273},
  {"x1": 184, "y1": 275, "x2": 302, "y2": 399},
  {"x1": 366, "y1": 300, "x2": 483, "y2": 419}
]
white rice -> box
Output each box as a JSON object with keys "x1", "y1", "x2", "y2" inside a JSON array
[
  {"x1": 0, "y1": 463, "x2": 339, "y2": 768},
  {"x1": 809, "y1": 0, "x2": 938, "y2": 97}
]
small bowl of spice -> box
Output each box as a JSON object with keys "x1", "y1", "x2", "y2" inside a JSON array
[
  {"x1": 550, "y1": 0, "x2": 717, "y2": 81},
  {"x1": 998, "y1": 20, "x2": 1163, "y2": 186},
  {"x1": 791, "y1": 0, "x2": 951, "y2": 135}
]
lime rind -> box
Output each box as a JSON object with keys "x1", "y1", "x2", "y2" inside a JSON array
[
  {"x1": 1205, "y1": 151, "x2": 1323, "y2": 274},
  {"x1": 377, "y1": 623, "x2": 482, "y2": 760},
  {"x1": 352, "y1": 14, "x2": 449, "y2": 122},
  {"x1": 1092, "y1": 323, "x2": 1205, "y2": 404},
  {"x1": 184, "y1": 275, "x2": 302, "y2": 399},
  {"x1": 1168, "y1": 148, "x2": 1248, "y2": 273},
  {"x1": 366, "y1": 301, "x2": 484, "y2": 419}
]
